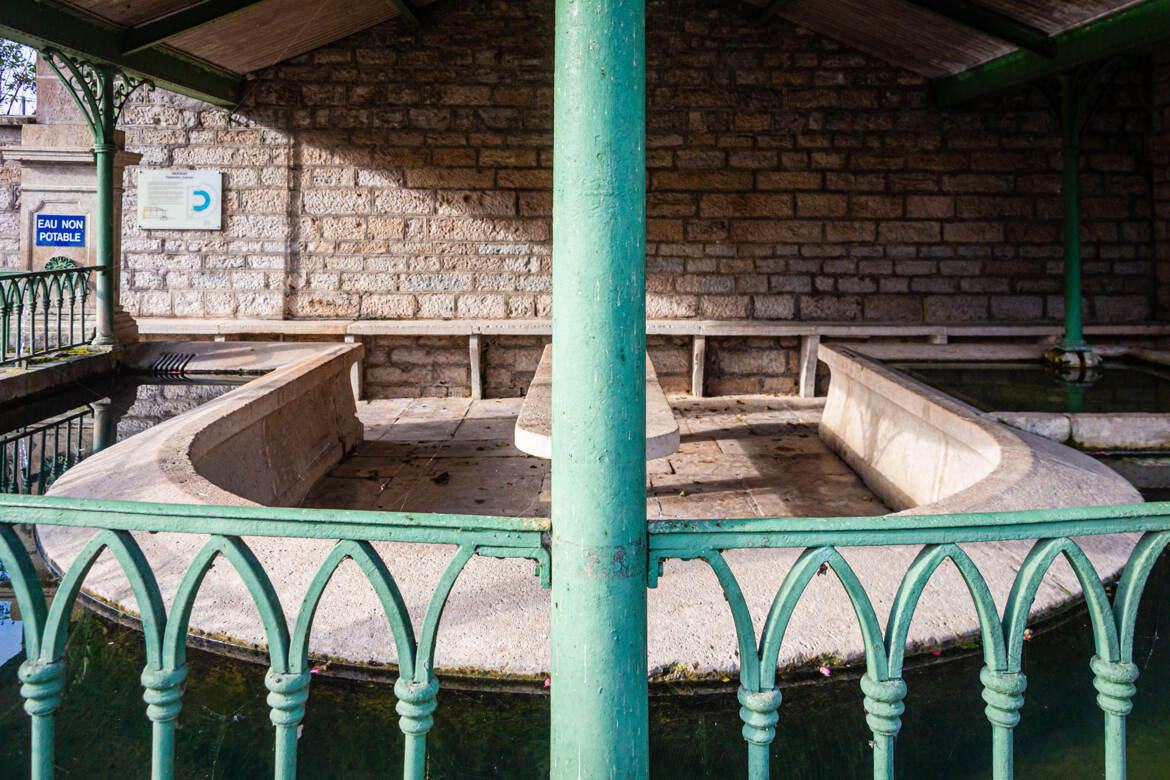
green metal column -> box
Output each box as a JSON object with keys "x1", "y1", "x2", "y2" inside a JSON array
[
  {"x1": 92, "y1": 66, "x2": 117, "y2": 347},
  {"x1": 549, "y1": 0, "x2": 648, "y2": 774},
  {"x1": 41, "y1": 50, "x2": 151, "y2": 350},
  {"x1": 1056, "y1": 71, "x2": 1086, "y2": 354},
  {"x1": 1043, "y1": 63, "x2": 1118, "y2": 373}
]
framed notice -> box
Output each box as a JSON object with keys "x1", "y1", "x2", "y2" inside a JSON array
[{"x1": 137, "y1": 170, "x2": 222, "y2": 230}]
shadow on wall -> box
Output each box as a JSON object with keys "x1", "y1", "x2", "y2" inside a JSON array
[{"x1": 111, "y1": 0, "x2": 1157, "y2": 398}]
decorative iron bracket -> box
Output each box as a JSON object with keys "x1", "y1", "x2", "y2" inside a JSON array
[
  {"x1": 40, "y1": 48, "x2": 153, "y2": 147},
  {"x1": 1035, "y1": 57, "x2": 1122, "y2": 149}
]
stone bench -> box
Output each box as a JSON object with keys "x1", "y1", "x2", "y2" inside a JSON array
[
  {"x1": 513, "y1": 344, "x2": 680, "y2": 460},
  {"x1": 135, "y1": 317, "x2": 1170, "y2": 400}
]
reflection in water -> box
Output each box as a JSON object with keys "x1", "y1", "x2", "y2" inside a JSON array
[
  {"x1": 0, "y1": 373, "x2": 249, "y2": 495},
  {"x1": 895, "y1": 359, "x2": 1170, "y2": 414}
]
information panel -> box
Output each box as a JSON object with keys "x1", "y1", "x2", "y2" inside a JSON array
[
  {"x1": 35, "y1": 215, "x2": 86, "y2": 247},
  {"x1": 137, "y1": 170, "x2": 222, "y2": 230}
]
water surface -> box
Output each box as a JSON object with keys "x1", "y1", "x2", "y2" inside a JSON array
[{"x1": 895, "y1": 360, "x2": 1170, "y2": 414}]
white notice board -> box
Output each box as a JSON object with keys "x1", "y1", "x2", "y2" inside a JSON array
[{"x1": 137, "y1": 170, "x2": 222, "y2": 230}]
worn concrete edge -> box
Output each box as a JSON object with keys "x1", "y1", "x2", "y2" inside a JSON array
[
  {"x1": 514, "y1": 344, "x2": 680, "y2": 460},
  {"x1": 0, "y1": 350, "x2": 117, "y2": 406},
  {"x1": 121, "y1": 339, "x2": 360, "y2": 374},
  {"x1": 47, "y1": 341, "x2": 363, "y2": 506}
]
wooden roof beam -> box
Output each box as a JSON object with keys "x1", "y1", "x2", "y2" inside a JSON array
[
  {"x1": 934, "y1": 0, "x2": 1170, "y2": 106},
  {"x1": 120, "y1": 0, "x2": 271, "y2": 55},
  {"x1": 0, "y1": 0, "x2": 241, "y2": 107},
  {"x1": 900, "y1": 0, "x2": 1056, "y2": 57}
]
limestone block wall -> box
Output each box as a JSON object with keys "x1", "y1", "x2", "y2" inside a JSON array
[
  {"x1": 1154, "y1": 50, "x2": 1170, "y2": 320},
  {"x1": 0, "y1": 119, "x2": 26, "y2": 270},
  {"x1": 108, "y1": 0, "x2": 1157, "y2": 328},
  {"x1": 0, "y1": 0, "x2": 1164, "y2": 396}
]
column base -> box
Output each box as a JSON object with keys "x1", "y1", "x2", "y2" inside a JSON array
[{"x1": 1044, "y1": 345, "x2": 1102, "y2": 382}]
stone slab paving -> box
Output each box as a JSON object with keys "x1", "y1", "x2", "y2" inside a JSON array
[{"x1": 39, "y1": 395, "x2": 1138, "y2": 679}]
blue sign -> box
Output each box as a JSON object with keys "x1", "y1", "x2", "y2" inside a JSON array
[{"x1": 35, "y1": 215, "x2": 86, "y2": 247}]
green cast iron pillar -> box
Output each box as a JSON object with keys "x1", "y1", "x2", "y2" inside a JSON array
[
  {"x1": 1056, "y1": 71, "x2": 1087, "y2": 355},
  {"x1": 549, "y1": 0, "x2": 648, "y2": 774},
  {"x1": 41, "y1": 50, "x2": 151, "y2": 348},
  {"x1": 1043, "y1": 63, "x2": 1116, "y2": 374}
]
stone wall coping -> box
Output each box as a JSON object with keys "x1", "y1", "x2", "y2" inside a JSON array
[
  {"x1": 47, "y1": 341, "x2": 363, "y2": 507},
  {"x1": 134, "y1": 317, "x2": 1170, "y2": 339},
  {"x1": 1, "y1": 147, "x2": 142, "y2": 167},
  {"x1": 817, "y1": 343, "x2": 1141, "y2": 516}
]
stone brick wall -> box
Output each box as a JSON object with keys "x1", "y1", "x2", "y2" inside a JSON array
[
  {"x1": 1154, "y1": 50, "x2": 1170, "y2": 320},
  {"x1": 0, "y1": 119, "x2": 27, "y2": 270},
  {"x1": 105, "y1": 0, "x2": 1157, "y2": 329},
  {"x1": 0, "y1": 0, "x2": 1165, "y2": 396}
]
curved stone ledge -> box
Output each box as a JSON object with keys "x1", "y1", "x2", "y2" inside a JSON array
[
  {"x1": 817, "y1": 344, "x2": 1141, "y2": 515},
  {"x1": 48, "y1": 341, "x2": 364, "y2": 507},
  {"x1": 34, "y1": 343, "x2": 1145, "y2": 681}
]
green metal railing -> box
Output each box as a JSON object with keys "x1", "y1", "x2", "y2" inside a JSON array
[
  {"x1": 1, "y1": 496, "x2": 1167, "y2": 779},
  {"x1": 0, "y1": 495, "x2": 549, "y2": 780},
  {"x1": 649, "y1": 504, "x2": 1170, "y2": 780},
  {"x1": 0, "y1": 407, "x2": 92, "y2": 494},
  {"x1": 0, "y1": 264, "x2": 95, "y2": 366}
]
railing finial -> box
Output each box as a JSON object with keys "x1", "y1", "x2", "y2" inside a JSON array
[
  {"x1": 1090, "y1": 655, "x2": 1139, "y2": 717},
  {"x1": 737, "y1": 686, "x2": 783, "y2": 746}
]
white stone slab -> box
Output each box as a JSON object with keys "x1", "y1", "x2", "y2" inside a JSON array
[{"x1": 513, "y1": 345, "x2": 680, "y2": 460}]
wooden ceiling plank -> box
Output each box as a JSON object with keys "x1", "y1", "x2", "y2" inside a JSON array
[
  {"x1": 900, "y1": 0, "x2": 1056, "y2": 56},
  {"x1": 165, "y1": 0, "x2": 399, "y2": 74},
  {"x1": 0, "y1": 0, "x2": 242, "y2": 106},
  {"x1": 935, "y1": 0, "x2": 1170, "y2": 105},
  {"x1": 121, "y1": 0, "x2": 273, "y2": 55}
]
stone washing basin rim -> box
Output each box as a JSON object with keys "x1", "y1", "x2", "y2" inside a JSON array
[
  {"x1": 30, "y1": 340, "x2": 1144, "y2": 681},
  {"x1": 45, "y1": 340, "x2": 364, "y2": 507},
  {"x1": 816, "y1": 343, "x2": 1141, "y2": 516}
]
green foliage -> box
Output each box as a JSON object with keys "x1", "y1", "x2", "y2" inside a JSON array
[{"x1": 0, "y1": 39, "x2": 35, "y2": 115}]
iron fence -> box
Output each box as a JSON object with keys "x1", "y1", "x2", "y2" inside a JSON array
[
  {"x1": 0, "y1": 262, "x2": 95, "y2": 366},
  {"x1": 0, "y1": 495, "x2": 1167, "y2": 779},
  {"x1": 0, "y1": 408, "x2": 91, "y2": 495}
]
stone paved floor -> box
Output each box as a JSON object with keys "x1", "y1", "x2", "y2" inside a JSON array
[{"x1": 302, "y1": 395, "x2": 888, "y2": 519}]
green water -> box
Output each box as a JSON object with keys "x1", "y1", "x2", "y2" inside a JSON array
[
  {"x1": 894, "y1": 360, "x2": 1170, "y2": 414},
  {"x1": 0, "y1": 543, "x2": 1167, "y2": 778}
]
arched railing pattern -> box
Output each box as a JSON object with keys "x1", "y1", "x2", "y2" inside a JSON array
[
  {"x1": 0, "y1": 495, "x2": 550, "y2": 780},
  {"x1": 2, "y1": 493, "x2": 1169, "y2": 777},
  {"x1": 0, "y1": 262, "x2": 94, "y2": 365},
  {"x1": 649, "y1": 502, "x2": 1170, "y2": 780}
]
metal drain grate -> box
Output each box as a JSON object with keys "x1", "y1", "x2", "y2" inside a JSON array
[{"x1": 147, "y1": 352, "x2": 195, "y2": 375}]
